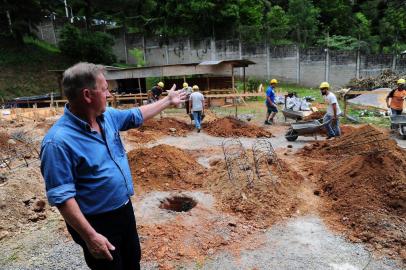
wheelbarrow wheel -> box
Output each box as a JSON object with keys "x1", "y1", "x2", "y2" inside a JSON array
[{"x1": 285, "y1": 129, "x2": 298, "y2": 141}]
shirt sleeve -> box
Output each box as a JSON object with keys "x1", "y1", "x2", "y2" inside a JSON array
[
  {"x1": 40, "y1": 142, "x2": 76, "y2": 206},
  {"x1": 329, "y1": 94, "x2": 338, "y2": 104},
  {"x1": 107, "y1": 107, "x2": 144, "y2": 131}
]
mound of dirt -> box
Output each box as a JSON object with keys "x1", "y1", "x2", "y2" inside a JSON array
[
  {"x1": 128, "y1": 145, "x2": 205, "y2": 192},
  {"x1": 203, "y1": 117, "x2": 272, "y2": 138},
  {"x1": 205, "y1": 156, "x2": 301, "y2": 227},
  {"x1": 139, "y1": 117, "x2": 193, "y2": 137},
  {"x1": 302, "y1": 125, "x2": 396, "y2": 156},
  {"x1": 302, "y1": 125, "x2": 406, "y2": 259}
]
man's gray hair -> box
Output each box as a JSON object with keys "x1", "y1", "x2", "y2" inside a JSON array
[{"x1": 62, "y1": 62, "x2": 105, "y2": 101}]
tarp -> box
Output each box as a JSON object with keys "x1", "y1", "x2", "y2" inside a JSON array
[{"x1": 347, "y1": 88, "x2": 391, "y2": 109}]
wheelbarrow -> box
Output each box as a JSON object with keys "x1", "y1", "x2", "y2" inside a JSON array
[
  {"x1": 390, "y1": 115, "x2": 406, "y2": 139},
  {"x1": 281, "y1": 109, "x2": 312, "y2": 122},
  {"x1": 285, "y1": 118, "x2": 331, "y2": 141}
]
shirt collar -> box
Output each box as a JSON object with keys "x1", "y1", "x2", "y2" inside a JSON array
[{"x1": 64, "y1": 104, "x2": 105, "y2": 132}]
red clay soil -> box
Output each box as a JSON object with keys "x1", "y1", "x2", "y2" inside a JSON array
[
  {"x1": 303, "y1": 111, "x2": 325, "y2": 121},
  {"x1": 0, "y1": 132, "x2": 10, "y2": 150},
  {"x1": 126, "y1": 129, "x2": 158, "y2": 144},
  {"x1": 139, "y1": 117, "x2": 193, "y2": 137},
  {"x1": 205, "y1": 157, "x2": 302, "y2": 228},
  {"x1": 138, "y1": 212, "x2": 263, "y2": 270},
  {"x1": 203, "y1": 117, "x2": 272, "y2": 138},
  {"x1": 301, "y1": 125, "x2": 406, "y2": 260},
  {"x1": 128, "y1": 145, "x2": 206, "y2": 192}
]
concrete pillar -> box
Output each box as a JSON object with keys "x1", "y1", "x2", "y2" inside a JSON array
[
  {"x1": 356, "y1": 49, "x2": 360, "y2": 79},
  {"x1": 266, "y1": 43, "x2": 270, "y2": 79},
  {"x1": 296, "y1": 45, "x2": 300, "y2": 84},
  {"x1": 392, "y1": 54, "x2": 397, "y2": 71},
  {"x1": 210, "y1": 37, "x2": 216, "y2": 60}
]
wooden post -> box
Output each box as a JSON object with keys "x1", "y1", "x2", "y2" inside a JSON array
[
  {"x1": 243, "y1": 67, "x2": 246, "y2": 94},
  {"x1": 232, "y1": 66, "x2": 237, "y2": 117},
  {"x1": 137, "y1": 78, "x2": 142, "y2": 106},
  {"x1": 50, "y1": 92, "x2": 54, "y2": 108},
  {"x1": 343, "y1": 94, "x2": 348, "y2": 117}
]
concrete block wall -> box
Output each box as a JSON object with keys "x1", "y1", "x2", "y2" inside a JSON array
[{"x1": 34, "y1": 22, "x2": 406, "y2": 88}]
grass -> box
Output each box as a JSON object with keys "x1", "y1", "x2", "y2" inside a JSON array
[{"x1": 23, "y1": 36, "x2": 60, "y2": 53}]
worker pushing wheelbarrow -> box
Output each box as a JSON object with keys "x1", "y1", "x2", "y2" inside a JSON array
[{"x1": 285, "y1": 118, "x2": 332, "y2": 141}]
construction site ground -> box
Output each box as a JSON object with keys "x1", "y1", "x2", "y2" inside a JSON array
[{"x1": 0, "y1": 101, "x2": 405, "y2": 270}]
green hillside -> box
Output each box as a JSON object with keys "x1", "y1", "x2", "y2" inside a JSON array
[{"x1": 0, "y1": 37, "x2": 73, "y2": 100}]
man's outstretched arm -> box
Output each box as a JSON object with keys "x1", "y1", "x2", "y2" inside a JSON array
[{"x1": 140, "y1": 84, "x2": 186, "y2": 120}]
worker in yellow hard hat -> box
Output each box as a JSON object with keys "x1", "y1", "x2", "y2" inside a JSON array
[
  {"x1": 182, "y1": 82, "x2": 193, "y2": 114},
  {"x1": 189, "y1": 85, "x2": 205, "y2": 132},
  {"x1": 386, "y1": 78, "x2": 406, "y2": 116},
  {"x1": 320, "y1": 82, "x2": 342, "y2": 139},
  {"x1": 151, "y1": 81, "x2": 165, "y2": 102},
  {"x1": 265, "y1": 79, "x2": 278, "y2": 125}
]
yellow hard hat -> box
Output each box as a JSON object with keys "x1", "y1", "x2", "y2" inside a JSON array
[
  {"x1": 192, "y1": 85, "x2": 199, "y2": 90},
  {"x1": 319, "y1": 82, "x2": 330, "y2": 89},
  {"x1": 270, "y1": 79, "x2": 278, "y2": 84},
  {"x1": 158, "y1": 82, "x2": 164, "y2": 88},
  {"x1": 397, "y1": 78, "x2": 405, "y2": 85},
  {"x1": 183, "y1": 82, "x2": 188, "y2": 88}
]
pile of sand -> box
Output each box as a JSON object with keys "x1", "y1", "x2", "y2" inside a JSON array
[
  {"x1": 205, "y1": 156, "x2": 301, "y2": 227},
  {"x1": 302, "y1": 125, "x2": 406, "y2": 259},
  {"x1": 128, "y1": 145, "x2": 205, "y2": 192},
  {"x1": 203, "y1": 117, "x2": 272, "y2": 138}
]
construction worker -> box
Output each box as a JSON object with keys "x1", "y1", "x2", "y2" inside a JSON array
[
  {"x1": 182, "y1": 82, "x2": 193, "y2": 114},
  {"x1": 265, "y1": 79, "x2": 278, "y2": 125},
  {"x1": 320, "y1": 82, "x2": 341, "y2": 139},
  {"x1": 151, "y1": 81, "x2": 164, "y2": 102},
  {"x1": 40, "y1": 62, "x2": 186, "y2": 270},
  {"x1": 386, "y1": 78, "x2": 406, "y2": 115},
  {"x1": 189, "y1": 85, "x2": 205, "y2": 132}
]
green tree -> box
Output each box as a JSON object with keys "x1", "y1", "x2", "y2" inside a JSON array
[
  {"x1": 0, "y1": 0, "x2": 45, "y2": 44},
  {"x1": 287, "y1": 0, "x2": 320, "y2": 46},
  {"x1": 265, "y1": 5, "x2": 291, "y2": 44},
  {"x1": 59, "y1": 24, "x2": 116, "y2": 64}
]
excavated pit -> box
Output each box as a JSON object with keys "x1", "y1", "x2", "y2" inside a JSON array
[{"x1": 159, "y1": 195, "x2": 197, "y2": 212}]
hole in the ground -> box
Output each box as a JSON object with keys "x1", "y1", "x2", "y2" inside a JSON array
[{"x1": 159, "y1": 195, "x2": 197, "y2": 212}]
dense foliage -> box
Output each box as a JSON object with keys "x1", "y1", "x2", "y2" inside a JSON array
[
  {"x1": 58, "y1": 24, "x2": 116, "y2": 64},
  {"x1": 1, "y1": 0, "x2": 406, "y2": 53}
]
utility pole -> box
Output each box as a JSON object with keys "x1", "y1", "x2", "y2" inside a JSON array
[
  {"x1": 64, "y1": 0, "x2": 69, "y2": 18},
  {"x1": 6, "y1": 10, "x2": 12, "y2": 34}
]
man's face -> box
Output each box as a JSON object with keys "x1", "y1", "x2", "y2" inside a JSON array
[
  {"x1": 320, "y1": 88, "x2": 328, "y2": 95},
  {"x1": 90, "y1": 73, "x2": 111, "y2": 114},
  {"x1": 398, "y1": 84, "x2": 405, "y2": 90}
]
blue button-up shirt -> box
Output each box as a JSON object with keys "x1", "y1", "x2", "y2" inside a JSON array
[{"x1": 40, "y1": 105, "x2": 143, "y2": 215}]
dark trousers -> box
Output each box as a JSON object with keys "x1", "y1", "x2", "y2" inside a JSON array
[
  {"x1": 67, "y1": 202, "x2": 141, "y2": 270},
  {"x1": 185, "y1": 100, "x2": 190, "y2": 114},
  {"x1": 391, "y1": 108, "x2": 403, "y2": 115}
]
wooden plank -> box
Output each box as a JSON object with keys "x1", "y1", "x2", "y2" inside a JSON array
[
  {"x1": 344, "y1": 90, "x2": 390, "y2": 95},
  {"x1": 204, "y1": 93, "x2": 265, "y2": 98}
]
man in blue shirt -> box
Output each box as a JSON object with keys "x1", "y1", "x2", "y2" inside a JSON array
[
  {"x1": 265, "y1": 79, "x2": 278, "y2": 125},
  {"x1": 40, "y1": 62, "x2": 186, "y2": 270}
]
